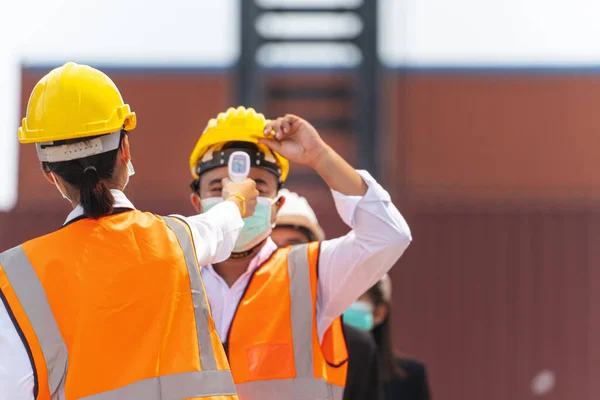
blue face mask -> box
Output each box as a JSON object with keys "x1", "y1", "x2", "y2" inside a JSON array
[
  {"x1": 343, "y1": 301, "x2": 374, "y2": 331},
  {"x1": 202, "y1": 196, "x2": 275, "y2": 253}
]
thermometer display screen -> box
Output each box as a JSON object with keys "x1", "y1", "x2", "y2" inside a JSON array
[{"x1": 231, "y1": 158, "x2": 247, "y2": 174}]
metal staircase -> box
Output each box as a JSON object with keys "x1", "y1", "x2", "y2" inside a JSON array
[{"x1": 237, "y1": 0, "x2": 380, "y2": 181}]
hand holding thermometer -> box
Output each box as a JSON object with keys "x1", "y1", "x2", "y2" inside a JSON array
[{"x1": 228, "y1": 151, "x2": 251, "y2": 182}]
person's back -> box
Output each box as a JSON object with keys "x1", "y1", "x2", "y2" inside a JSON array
[
  {"x1": 1, "y1": 209, "x2": 237, "y2": 399},
  {"x1": 22, "y1": 211, "x2": 220, "y2": 394}
]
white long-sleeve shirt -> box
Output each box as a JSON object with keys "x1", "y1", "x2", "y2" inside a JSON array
[
  {"x1": 0, "y1": 190, "x2": 244, "y2": 400},
  {"x1": 201, "y1": 170, "x2": 412, "y2": 343}
]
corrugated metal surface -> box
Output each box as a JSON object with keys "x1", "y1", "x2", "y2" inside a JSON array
[
  {"x1": 392, "y1": 210, "x2": 595, "y2": 400},
  {"x1": 381, "y1": 73, "x2": 600, "y2": 206}
]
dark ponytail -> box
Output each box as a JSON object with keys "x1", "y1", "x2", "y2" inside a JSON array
[
  {"x1": 79, "y1": 166, "x2": 114, "y2": 218},
  {"x1": 42, "y1": 132, "x2": 124, "y2": 219}
]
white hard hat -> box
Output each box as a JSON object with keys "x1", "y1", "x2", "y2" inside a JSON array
[
  {"x1": 276, "y1": 189, "x2": 326, "y2": 241},
  {"x1": 379, "y1": 274, "x2": 392, "y2": 303}
]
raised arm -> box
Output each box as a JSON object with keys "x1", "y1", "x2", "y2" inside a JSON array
[{"x1": 261, "y1": 115, "x2": 411, "y2": 338}]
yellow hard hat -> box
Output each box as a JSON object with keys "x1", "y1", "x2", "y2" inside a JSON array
[
  {"x1": 18, "y1": 62, "x2": 136, "y2": 144},
  {"x1": 189, "y1": 106, "x2": 289, "y2": 182}
]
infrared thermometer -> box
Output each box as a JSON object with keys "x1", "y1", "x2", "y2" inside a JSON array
[{"x1": 228, "y1": 151, "x2": 251, "y2": 183}]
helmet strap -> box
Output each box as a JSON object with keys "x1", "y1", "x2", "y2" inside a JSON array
[{"x1": 195, "y1": 147, "x2": 282, "y2": 183}]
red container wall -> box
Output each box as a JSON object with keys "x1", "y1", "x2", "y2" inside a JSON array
[
  {"x1": 383, "y1": 72, "x2": 600, "y2": 399},
  {"x1": 1, "y1": 68, "x2": 599, "y2": 400},
  {"x1": 394, "y1": 210, "x2": 596, "y2": 400}
]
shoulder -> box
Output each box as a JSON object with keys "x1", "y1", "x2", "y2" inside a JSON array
[
  {"x1": 269, "y1": 245, "x2": 292, "y2": 261},
  {"x1": 285, "y1": 242, "x2": 322, "y2": 265},
  {"x1": 289, "y1": 241, "x2": 321, "y2": 252},
  {"x1": 162, "y1": 214, "x2": 192, "y2": 230},
  {"x1": 18, "y1": 226, "x2": 67, "y2": 253},
  {"x1": 397, "y1": 357, "x2": 427, "y2": 378},
  {"x1": 288, "y1": 241, "x2": 321, "y2": 268}
]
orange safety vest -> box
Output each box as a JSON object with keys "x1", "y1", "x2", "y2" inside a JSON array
[
  {"x1": 225, "y1": 242, "x2": 348, "y2": 400},
  {"x1": 0, "y1": 210, "x2": 238, "y2": 400}
]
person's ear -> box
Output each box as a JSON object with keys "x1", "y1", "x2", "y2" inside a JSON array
[
  {"x1": 277, "y1": 195, "x2": 286, "y2": 211},
  {"x1": 120, "y1": 135, "x2": 131, "y2": 164},
  {"x1": 43, "y1": 171, "x2": 55, "y2": 185},
  {"x1": 373, "y1": 303, "x2": 388, "y2": 326},
  {"x1": 270, "y1": 195, "x2": 285, "y2": 225},
  {"x1": 190, "y1": 193, "x2": 202, "y2": 213}
]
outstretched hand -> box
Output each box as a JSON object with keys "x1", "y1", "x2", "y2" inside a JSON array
[{"x1": 222, "y1": 177, "x2": 259, "y2": 218}]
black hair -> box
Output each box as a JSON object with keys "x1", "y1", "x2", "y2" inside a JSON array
[
  {"x1": 368, "y1": 280, "x2": 406, "y2": 381},
  {"x1": 42, "y1": 131, "x2": 125, "y2": 219}
]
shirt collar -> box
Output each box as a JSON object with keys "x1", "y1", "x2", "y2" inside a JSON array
[
  {"x1": 64, "y1": 189, "x2": 136, "y2": 225},
  {"x1": 204, "y1": 237, "x2": 279, "y2": 279}
]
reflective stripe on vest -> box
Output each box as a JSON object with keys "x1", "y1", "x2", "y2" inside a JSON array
[
  {"x1": 235, "y1": 244, "x2": 344, "y2": 400},
  {"x1": 0, "y1": 245, "x2": 68, "y2": 398},
  {"x1": 235, "y1": 378, "x2": 345, "y2": 400},
  {"x1": 80, "y1": 370, "x2": 236, "y2": 400},
  {"x1": 0, "y1": 216, "x2": 236, "y2": 399},
  {"x1": 162, "y1": 216, "x2": 219, "y2": 371}
]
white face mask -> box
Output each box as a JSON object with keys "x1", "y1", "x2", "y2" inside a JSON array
[
  {"x1": 123, "y1": 153, "x2": 135, "y2": 189},
  {"x1": 202, "y1": 196, "x2": 277, "y2": 253},
  {"x1": 51, "y1": 173, "x2": 71, "y2": 202}
]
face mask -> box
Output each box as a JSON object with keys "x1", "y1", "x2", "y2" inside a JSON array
[
  {"x1": 202, "y1": 196, "x2": 276, "y2": 253},
  {"x1": 51, "y1": 173, "x2": 71, "y2": 202},
  {"x1": 127, "y1": 160, "x2": 135, "y2": 177},
  {"x1": 123, "y1": 158, "x2": 135, "y2": 189},
  {"x1": 343, "y1": 301, "x2": 374, "y2": 331}
]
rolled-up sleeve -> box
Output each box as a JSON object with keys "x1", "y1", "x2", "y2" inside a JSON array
[
  {"x1": 173, "y1": 201, "x2": 244, "y2": 267},
  {"x1": 317, "y1": 170, "x2": 412, "y2": 340}
]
